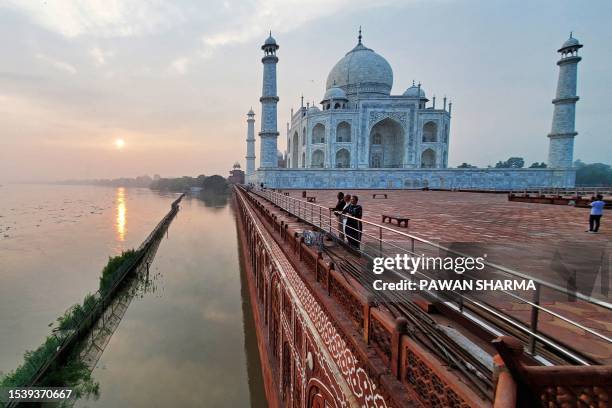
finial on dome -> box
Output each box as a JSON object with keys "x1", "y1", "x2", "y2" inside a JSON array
[
  {"x1": 412, "y1": 80, "x2": 415, "y2": 86},
  {"x1": 358, "y1": 26, "x2": 362, "y2": 45},
  {"x1": 570, "y1": 31, "x2": 573, "y2": 38}
]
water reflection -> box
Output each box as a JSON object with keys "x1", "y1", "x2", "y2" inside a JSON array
[
  {"x1": 76, "y1": 190, "x2": 266, "y2": 407},
  {"x1": 116, "y1": 187, "x2": 127, "y2": 241},
  {"x1": 194, "y1": 190, "x2": 229, "y2": 208}
]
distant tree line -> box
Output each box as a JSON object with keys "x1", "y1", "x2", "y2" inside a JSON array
[
  {"x1": 149, "y1": 174, "x2": 228, "y2": 193},
  {"x1": 57, "y1": 175, "x2": 153, "y2": 187},
  {"x1": 455, "y1": 157, "x2": 611, "y2": 186},
  {"x1": 457, "y1": 157, "x2": 545, "y2": 169},
  {"x1": 56, "y1": 173, "x2": 230, "y2": 192},
  {"x1": 574, "y1": 160, "x2": 612, "y2": 186}
]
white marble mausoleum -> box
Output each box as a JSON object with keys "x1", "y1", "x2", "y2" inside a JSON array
[{"x1": 245, "y1": 31, "x2": 581, "y2": 190}]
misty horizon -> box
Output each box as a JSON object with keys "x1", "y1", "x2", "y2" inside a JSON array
[{"x1": 1, "y1": 0, "x2": 611, "y2": 184}]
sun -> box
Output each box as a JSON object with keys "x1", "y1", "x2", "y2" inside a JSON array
[{"x1": 114, "y1": 138, "x2": 125, "y2": 150}]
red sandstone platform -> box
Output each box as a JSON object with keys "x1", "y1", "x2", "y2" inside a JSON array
[{"x1": 278, "y1": 189, "x2": 612, "y2": 364}]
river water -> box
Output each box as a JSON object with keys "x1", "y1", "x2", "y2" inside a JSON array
[{"x1": 0, "y1": 184, "x2": 265, "y2": 407}]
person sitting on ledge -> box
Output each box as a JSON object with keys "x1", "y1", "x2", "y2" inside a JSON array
[{"x1": 587, "y1": 194, "x2": 605, "y2": 233}]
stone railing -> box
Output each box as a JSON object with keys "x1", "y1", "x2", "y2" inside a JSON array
[{"x1": 235, "y1": 186, "x2": 489, "y2": 407}]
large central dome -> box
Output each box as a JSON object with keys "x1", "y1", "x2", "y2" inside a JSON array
[{"x1": 325, "y1": 42, "x2": 393, "y2": 97}]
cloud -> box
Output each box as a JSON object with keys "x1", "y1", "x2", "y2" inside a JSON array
[
  {"x1": 169, "y1": 57, "x2": 190, "y2": 75},
  {"x1": 89, "y1": 47, "x2": 114, "y2": 65},
  {"x1": 3, "y1": 0, "x2": 185, "y2": 38},
  {"x1": 35, "y1": 53, "x2": 77, "y2": 74},
  {"x1": 201, "y1": 0, "x2": 405, "y2": 53}
]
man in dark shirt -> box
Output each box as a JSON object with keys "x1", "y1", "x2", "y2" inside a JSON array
[
  {"x1": 333, "y1": 192, "x2": 345, "y2": 239},
  {"x1": 343, "y1": 195, "x2": 363, "y2": 249}
]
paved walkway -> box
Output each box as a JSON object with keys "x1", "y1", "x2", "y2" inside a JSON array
[{"x1": 276, "y1": 189, "x2": 612, "y2": 363}]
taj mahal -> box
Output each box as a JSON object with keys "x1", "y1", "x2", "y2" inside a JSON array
[{"x1": 245, "y1": 30, "x2": 582, "y2": 189}]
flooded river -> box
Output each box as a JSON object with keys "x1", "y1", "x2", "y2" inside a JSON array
[{"x1": 0, "y1": 184, "x2": 265, "y2": 407}]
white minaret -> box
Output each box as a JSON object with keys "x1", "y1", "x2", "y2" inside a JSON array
[
  {"x1": 245, "y1": 108, "x2": 256, "y2": 178},
  {"x1": 547, "y1": 33, "x2": 583, "y2": 168},
  {"x1": 258, "y1": 32, "x2": 280, "y2": 168}
]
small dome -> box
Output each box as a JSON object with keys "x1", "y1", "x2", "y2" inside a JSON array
[
  {"x1": 233, "y1": 162, "x2": 241, "y2": 169},
  {"x1": 265, "y1": 34, "x2": 277, "y2": 46},
  {"x1": 562, "y1": 36, "x2": 579, "y2": 48},
  {"x1": 558, "y1": 33, "x2": 582, "y2": 52},
  {"x1": 403, "y1": 84, "x2": 426, "y2": 98},
  {"x1": 323, "y1": 87, "x2": 347, "y2": 101},
  {"x1": 307, "y1": 106, "x2": 321, "y2": 114},
  {"x1": 247, "y1": 108, "x2": 255, "y2": 115}
]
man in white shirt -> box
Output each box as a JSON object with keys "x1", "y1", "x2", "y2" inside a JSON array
[{"x1": 588, "y1": 194, "x2": 605, "y2": 233}]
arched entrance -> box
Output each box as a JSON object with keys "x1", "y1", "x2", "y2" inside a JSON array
[
  {"x1": 335, "y1": 149, "x2": 350, "y2": 168},
  {"x1": 369, "y1": 118, "x2": 404, "y2": 168},
  {"x1": 311, "y1": 149, "x2": 324, "y2": 168},
  {"x1": 421, "y1": 148, "x2": 436, "y2": 168}
]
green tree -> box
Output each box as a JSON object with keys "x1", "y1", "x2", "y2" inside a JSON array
[
  {"x1": 575, "y1": 163, "x2": 612, "y2": 186},
  {"x1": 457, "y1": 163, "x2": 477, "y2": 168},
  {"x1": 202, "y1": 175, "x2": 229, "y2": 192},
  {"x1": 529, "y1": 162, "x2": 547, "y2": 168},
  {"x1": 495, "y1": 157, "x2": 524, "y2": 168}
]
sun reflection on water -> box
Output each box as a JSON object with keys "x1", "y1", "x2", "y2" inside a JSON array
[{"x1": 116, "y1": 187, "x2": 127, "y2": 241}]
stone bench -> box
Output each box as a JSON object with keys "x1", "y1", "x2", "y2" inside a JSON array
[
  {"x1": 372, "y1": 193, "x2": 388, "y2": 199},
  {"x1": 381, "y1": 214, "x2": 410, "y2": 228}
]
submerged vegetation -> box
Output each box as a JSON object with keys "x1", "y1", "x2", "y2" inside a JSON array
[
  {"x1": 99, "y1": 249, "x2": 138, "y2": 295},
  {"x1": 0, "y1": 249, "x2": 139, "y2": 394}
]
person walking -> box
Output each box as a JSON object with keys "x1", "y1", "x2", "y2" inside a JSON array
[
  {"x1": 587, "y1": 194, "x2": 605, "y2": 233},
  {"x1": 343, "y1": 195, "x2": 363, "y2": 249}
]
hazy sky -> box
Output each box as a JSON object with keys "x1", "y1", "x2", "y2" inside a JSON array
[{"x1": 1, "y1": 0, "x2": 610, "y2": 182}]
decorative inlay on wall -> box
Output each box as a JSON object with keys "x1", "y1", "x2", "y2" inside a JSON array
[
  {"x1": 241, "y1": 191, "x2": 388, "y2": 408},
  {"x1": 368, "y1": 111, "x2": 407, "y2": 128}
]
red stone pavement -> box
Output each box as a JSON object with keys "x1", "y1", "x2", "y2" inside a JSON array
[{"x1": 277, "y1": 189, "x2": 612, "y2": 363}]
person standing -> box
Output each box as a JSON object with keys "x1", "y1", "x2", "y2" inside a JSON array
[
  {"x1": 587, "y1": 194, "x2": 605, "y2": 233},
  {"x1": 343, "y1": 195, "x2": 363, "y2": 249},
  {"x1": 333, "y1": 192, "x2": 345, "y2": 239},
  {"x1": 340, "y1": 194, "x2": 351, "y2": 240}
]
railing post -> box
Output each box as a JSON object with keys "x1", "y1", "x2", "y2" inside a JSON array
[
  {"x1": 528, "y1": 282, "x2": 541, "y2": 354},
  {"x1": 315, "y1": 252, "x2": 322, "y2": 282},
  {"x1": 299, "y1": 237, "x2": 304, "y2": 260},
  {"x1": 363, "y1": 294, "x2": 375, "y2": 344},
  {"x1": 327, "y1": 262, "x2": 333, "y2": 296},
  {"x1": 379, "y1": 226, "x2": 383, "y2": 256},
  {"x1": 319, "y1": 206, "x2": 322, "y2": 229},
  {"x1": 391, "y1": 317, "x2": 409, "y2": 379}
]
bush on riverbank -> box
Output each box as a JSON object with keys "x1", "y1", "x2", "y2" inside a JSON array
[{"x1": 0, "y1": 249, "x2": 138, "y2": 390}]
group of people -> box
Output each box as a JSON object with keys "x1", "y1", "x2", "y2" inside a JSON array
[{"x1": 332, "y1": 192, "x2": 363, "y2": 250}]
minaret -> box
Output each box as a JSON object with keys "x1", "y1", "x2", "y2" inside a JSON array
[
  {"x1": 547, "y1": 33, "x2": 583, "y2": 168},
  {"x1": 245, "y1": 108, "x2": 256, "y2": 178},
  {"x1": 258, "y1": 32, "x2": 280, "y2": 168}
]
